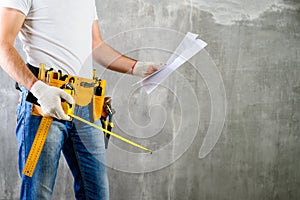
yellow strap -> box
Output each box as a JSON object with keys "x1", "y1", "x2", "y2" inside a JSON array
[
  {"x1": 101, "y1": 120, "x2": 108, "y2": 129},
  {"x1": 70, "y1": 114, "x2": 152, "y2": 153},
  {"x1": 22, "y1": 117, "x2": 53, "y2": 177},
  {"x1": 108, "y1": 122, "x2": 114, "y2": 128},
  {"x1": 101, "y1": 120, "x2": 109, "y2": 137}
]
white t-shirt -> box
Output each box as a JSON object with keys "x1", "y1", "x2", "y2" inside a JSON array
[{"x1": 0, "y1": 0, "x2": 98, "y2": 78}]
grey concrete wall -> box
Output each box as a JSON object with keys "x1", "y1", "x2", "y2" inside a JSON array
[{"x1": 1, "y1": 0, "x2": 300, "y2": 199}]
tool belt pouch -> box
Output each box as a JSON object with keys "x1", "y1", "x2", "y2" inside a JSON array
[
  {"x1": 29, "y1": 66, "x2": 106, "y2": 122},
  {"x1": 91, "y1": 79, "x2": 106, "y2": 122}
]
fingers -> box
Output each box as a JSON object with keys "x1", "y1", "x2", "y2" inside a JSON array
[
  {"x1": 42, "y1": 88, "x2": 73, "y2": 120},
  {"x1": 148, "y1": 65, "x2": 157, "y2": 72},
  {"x1": 57, "y1": 89, "x2": 73, "y2": 120},
  {"x1": 42, "y1": 98, "x2": 70, "y2": 120},
  {"x1": 54, "y1": 108, "x2": 70, "y2": 121},
  {"x1": 44, "y1": 108, "x2": 70, "y2": 120},
  {"x1": 58, "y1": 88, "x2": 75, "y2": 105},
  {"x1": 144, "y1": 64, "x2": 163, "y2": 77}
]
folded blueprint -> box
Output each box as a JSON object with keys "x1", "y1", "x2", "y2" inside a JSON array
[{"x1": 137, "y1": 32, "x2": 207, "y2": 94}]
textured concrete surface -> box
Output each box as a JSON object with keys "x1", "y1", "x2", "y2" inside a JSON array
[{"x1": 1, "y1": 0, "x2": 300, "y2": 199}]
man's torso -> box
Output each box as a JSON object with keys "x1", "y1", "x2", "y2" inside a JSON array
[{"x1": 9, "y1": 0, "x2": 98, "y2": 77}]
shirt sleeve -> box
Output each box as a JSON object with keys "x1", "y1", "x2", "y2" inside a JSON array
[
  {"x1": 93, "y1": 0, "x2": 98, "y2": 20},
  {"x1": 0, "y1": 0, "x2": 32, "y2": 16}
]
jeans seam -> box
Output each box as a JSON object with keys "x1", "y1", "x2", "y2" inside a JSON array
[
  {"x1": 22, "y1": 117, "x2": 29, "y2": 199},
  {"x1": 70, "y1": 136, "x2": 90, "y2": 200},
  {"x1": 21, "y1": 95, "x2": 29, "y2": 199}
]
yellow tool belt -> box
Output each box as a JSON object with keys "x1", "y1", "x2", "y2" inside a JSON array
[{"x1": 31, "y1": 64, "x2": 106, "y2": 122}]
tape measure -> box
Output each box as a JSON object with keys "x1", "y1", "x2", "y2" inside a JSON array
[
  {"x1": 22, "y1": 112, "x2": 152, "y2": 177},
  {"x1": 69, "y1": 114, "x2": 152, "y2": 153},
  {"x1": 22, "y1": 116, "x2": 53, "y2": 177}
]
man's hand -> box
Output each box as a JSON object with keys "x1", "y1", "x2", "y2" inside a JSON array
[
  {"x1": 30, "y1": 80, "x2": 75, "y2": 120},
  {"x1": 132, "y1": 61, "x2": 164, "y2": 78}
]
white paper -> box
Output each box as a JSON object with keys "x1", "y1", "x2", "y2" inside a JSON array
[{"x1": 137, "y1": 32, "x2": 207, "y2": 94}]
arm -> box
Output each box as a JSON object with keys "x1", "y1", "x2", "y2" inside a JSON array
[
  {"x1": 0, "y1": 7, "x2": 38, "y2": 90},
  {"x1": 0, "y1": 7, "x2": 74, "y2": 120},
  {"x1": 92, "y1": 21, "x2": 136, "y2": 74},
  {"x1": 92, "y1": 21, "x2": 162, "y2": 77}
]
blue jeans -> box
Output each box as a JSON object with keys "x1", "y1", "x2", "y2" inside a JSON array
[{"x1": 16, "y1": 87, "x2": 109, "y2": 200}]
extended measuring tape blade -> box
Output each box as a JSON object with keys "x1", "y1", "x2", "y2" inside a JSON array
[
  {"x1": 22, "y1": 117, "x2": 53, "y2": 177},
  {"x1": 69, "y1": 114, "x2": 152, "y2": 153}
]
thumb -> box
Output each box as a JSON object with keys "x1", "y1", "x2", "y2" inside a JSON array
[{"x1": 58, "y1": 89, "x2": 75, "y2": 105}]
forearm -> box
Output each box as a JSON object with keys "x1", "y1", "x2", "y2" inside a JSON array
[
  {"x1": 92, "y1": 42, "x2": 136, "y2": 74},
  {"x1": 92, "y1": 21, "x2": 162, "y2": 77},
  {"x1": 0, "y1": 42, "x2": 38, "y2": 90}
]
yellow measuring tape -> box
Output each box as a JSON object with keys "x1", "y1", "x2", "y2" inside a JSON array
[
  {"x1": 22, "y1": 113, "x2": 152, "y2": 177},
  {"x1": 69, "y1": 114, "x2": 152, "y2": 153},
  {"x1": 22, "y1": 117, "x2": 53, "y2": 177}
]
